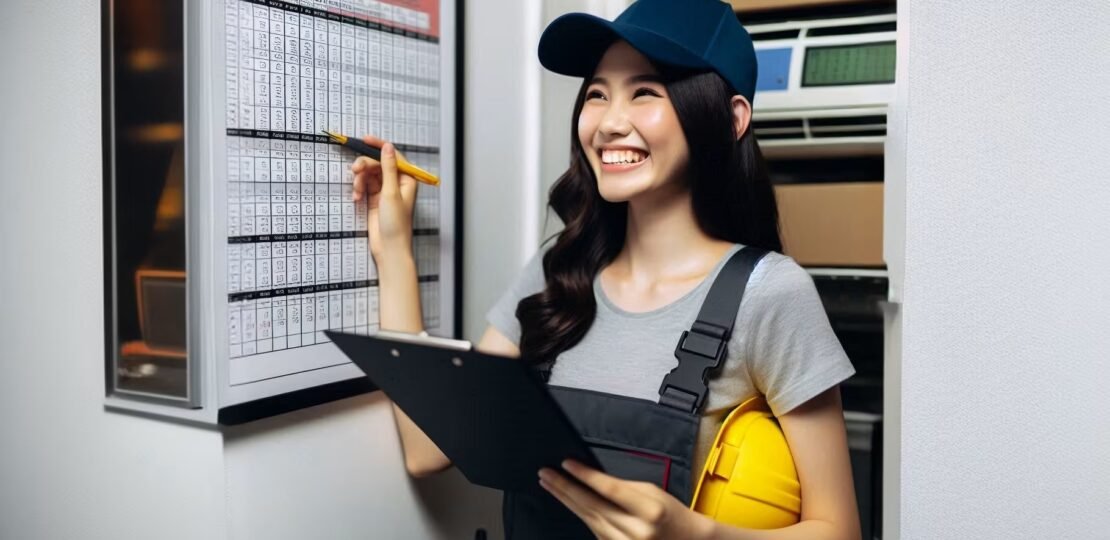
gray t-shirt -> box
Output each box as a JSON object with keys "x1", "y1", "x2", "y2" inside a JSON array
[{"x1": 485, "y1": 243, "x2": 856, "y2": 475}]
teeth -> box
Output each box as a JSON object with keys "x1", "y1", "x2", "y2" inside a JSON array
[{"x1": 601, "y1": 149, "x2": 647, "y2": 164}]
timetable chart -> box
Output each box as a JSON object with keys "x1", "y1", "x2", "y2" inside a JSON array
[{"x1": 224, "y1": 0, "x2": 444, "y2": 374}]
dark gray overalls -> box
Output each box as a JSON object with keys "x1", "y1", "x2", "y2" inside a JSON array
[{"x1": 503, "y1": 247, "x2": 769, "y2": 539}]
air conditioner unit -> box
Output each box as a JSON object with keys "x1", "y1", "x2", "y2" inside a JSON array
[{"x1": 747, "y1": 12, "x2": 896, "y2": 158}]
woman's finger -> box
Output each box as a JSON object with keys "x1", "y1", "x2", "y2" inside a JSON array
[
  {"x1": 361, "y1": 134, "x2": 387, "y2": 148},
  {"x1": 352, "y1": 172, "x2": 365, "y2": 202},
  {"x1": 353, "y1": 170, "x2": 381, "y2": 201},
  {"x1": 366, "y1": 172, "x2": 383, "y2": 202},
  {"x1": 380, "y1": 142, "x2": 399, "y2": 198},
  {"x1": 562, "y1": 460, "x2": 663, "y2": 520},
  {"x1": 546, "y1": 467, "x2": 656, "y2": 539},
  {"x1": 351, "y1": 156, "x2": 377, "y2": 201},
  {"x1": 540, "y1": 475, "x2": 629, "y2": 540}
]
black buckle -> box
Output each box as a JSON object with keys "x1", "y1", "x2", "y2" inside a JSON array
[{"x1": 658, "y1": 322, "x2": 728, "y2": 414}]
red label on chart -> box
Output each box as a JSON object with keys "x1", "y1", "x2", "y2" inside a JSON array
[{"x1": 327, "y1": 0, "x2": 440, "y2": 39}]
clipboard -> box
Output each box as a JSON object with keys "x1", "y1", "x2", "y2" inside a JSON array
[{"x1": 324, "y1": 329, "x2": 602, "y2": 494}]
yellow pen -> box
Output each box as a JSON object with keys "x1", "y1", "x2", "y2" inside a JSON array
[{"x1": 322, "y1": 130, "x2": 440, "y2": 187}]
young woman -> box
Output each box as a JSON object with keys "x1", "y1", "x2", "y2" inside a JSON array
[{"x1": 350, "y1": 1, "x2": 860, "y2": 538}]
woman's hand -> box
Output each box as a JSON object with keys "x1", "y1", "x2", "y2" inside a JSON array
[
  {"x1": 350, "y1": 135, "x2": 418, "y2": 259},
  {"x1": 539, "y1": 460, "x2": 716, "y2": 540}
]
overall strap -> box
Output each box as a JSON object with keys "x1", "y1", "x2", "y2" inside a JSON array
[{"x1": 658, "y1": 246, "x2": 769, "y2": 414}]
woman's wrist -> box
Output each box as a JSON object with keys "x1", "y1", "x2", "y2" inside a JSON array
[
  {"x1": 376, "y1": 249, "x2": 423, "y2": 333},
  {"x1": 376, "y1": 250, "x2": 417, "y2": 280},
  {"x1": 371, "y1": 239, "x2": 414, "y2": 266}
]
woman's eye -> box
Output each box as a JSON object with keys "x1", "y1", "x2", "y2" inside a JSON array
[{"x1": 586, "y1": 88, "x2": 659, "y2": 100}]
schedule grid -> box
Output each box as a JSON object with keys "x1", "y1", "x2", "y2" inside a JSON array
[{"x1": 224, "y1": 0, "x2": 443, "y2": 363}]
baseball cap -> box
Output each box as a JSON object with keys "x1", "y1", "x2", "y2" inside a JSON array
[{"x1": 538, "y1": 0, "x2": 759, "y2": 103}]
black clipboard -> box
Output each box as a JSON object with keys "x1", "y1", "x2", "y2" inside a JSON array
[{"x1": 324, "y1": 329, "x2": 601, "y2": 494}]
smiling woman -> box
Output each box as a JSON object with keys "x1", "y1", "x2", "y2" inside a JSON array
[
  {"x1": 355, "y1": 0, "x2": 862, "y2": 538},
  {"x1": 486, "y1": 1, "x2": 859, "y2": 538}
]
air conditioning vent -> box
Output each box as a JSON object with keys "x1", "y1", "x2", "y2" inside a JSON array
[
  {"x1": 752, "y1": 112, "x2": 888, "y2": 158},
  {"x1": 810, "y1": 128, "x2": 886, "y2": 138},
  {"x1": 750, "y1": 29, "x2": 801, "y2": 41},
  {"x1": 752, "y1": 119, "x2": 804, "y2": 129},
  {"x1": 808, "y1": 115, "x2": 886, "y2": 127},
  {"x1": 752, "y1": 119, "x2": 805, "y2": 140},
  {"x1": 808, "y1": 115, "x2": 887, "y2": 138},
  {"x1": 806, "y1": 21, "x2": 896, "y2": 37}
]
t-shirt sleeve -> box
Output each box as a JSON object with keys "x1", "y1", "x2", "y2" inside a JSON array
[
  {"x1": 740, "y1": 256, "x2": 856, "y2": 416},
  {"x1": 484, "y1": 247, "x2": 548, "y2": 346}
]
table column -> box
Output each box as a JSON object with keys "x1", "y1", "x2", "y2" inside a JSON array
[
  {"x1": 239, "y1": 3, "x2": 255, "y2": 131},
  {"x1": 355, "y1": 19, "x2": 369, "y2": 138},
  {"x1": 229, "y1": 300, "x2": 243, "y2": 357},
  {"x1": 242, "y1": 298, "x2": 257, "y2": 356},
  {"x1": 369, "y1": 24, "x2": 382, "y2": 136},
  {"x1": 284, "y1": 8, "x2": 300, "y2": 135},
  {"x1": 288, "y1": 292, "x2": 303, "y2": 348},
  {"x1": 226, "y1": 0, "x2": 240, "y2": 129},
  {"x1": 380, "y1": 17, "x2": 394, "y2": 142},
  {"x1": 273, "y1": 296, "x2": 288, "y2": 351},
  {"x1": 314, "y1": 13, "x2": 329, "y2": 134},
  {"x1": 327, "y1": 17, "x2": 342, "y2": 133},
  {"x1": 253, "y1": 3, "x2": 271, "y2": 132},
  {"x1": 269, "y1": 5, "x2": 286, "y2": 133},
  {"x1": 341, "y1": 16, "x2": 356, "y2": 137},
  {"x1": 256, "y1": 297, "x2": 273, "y2": 353}
]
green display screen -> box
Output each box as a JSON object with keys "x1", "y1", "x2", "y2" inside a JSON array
[{"x1": 802, "y1": 41, "x2": 896, "y2": 87}]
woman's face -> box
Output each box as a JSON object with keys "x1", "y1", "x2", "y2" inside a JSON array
[{"x1": 577, "y1": 40, "x2": 689, "y2": 203}]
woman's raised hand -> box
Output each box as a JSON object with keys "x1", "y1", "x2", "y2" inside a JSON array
[{"x1": 350, "y1": 135, "x2": 418, "y2": 260}]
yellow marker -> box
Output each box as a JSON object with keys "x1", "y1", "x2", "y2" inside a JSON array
[{"x1": 323, "y1": 130, "x2": 440, "y2": 187}]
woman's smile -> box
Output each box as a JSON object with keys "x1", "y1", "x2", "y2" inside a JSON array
[{"x1": 599, "y1": 153, "x2": 648, "y2": 174}]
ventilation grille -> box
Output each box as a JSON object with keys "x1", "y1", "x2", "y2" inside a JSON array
[
  {"x1": 806, "y1": 21, "x2": 896, "y2": 37},
  {"x1": 750, "y1": 29, "x2": 801, "y2": 41},
  {"x1": 750, "y1": 22, "x2": 895, "y2": 41},
  {"x1": 753, "y1": 115, "x2": 886, "y2": 141}
]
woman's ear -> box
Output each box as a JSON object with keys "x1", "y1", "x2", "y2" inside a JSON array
[{"x1": 732, "y1": 95, "x2": 752, "y2": 140}]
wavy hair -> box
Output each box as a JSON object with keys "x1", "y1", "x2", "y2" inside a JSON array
[{"x1": 516, "y1": 65, "x2": 782, "y2": 373}]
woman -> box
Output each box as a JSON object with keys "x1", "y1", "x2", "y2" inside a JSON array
[{"x1": 351, "y1": 1, "x2": 860, "y2": 538}]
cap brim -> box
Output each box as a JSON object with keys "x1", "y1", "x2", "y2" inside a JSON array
[{"x1": 538, "y1": 13, "x2": 711, "y2": 79}]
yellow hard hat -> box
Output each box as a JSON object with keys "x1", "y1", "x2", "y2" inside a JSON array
[{"x1": 690, "y1": 396, "x2": 801, "y2": 529}]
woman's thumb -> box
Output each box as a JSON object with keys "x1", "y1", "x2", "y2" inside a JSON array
[{"x1": 380, "y1": 142, "x2": 398, "y2": 197}]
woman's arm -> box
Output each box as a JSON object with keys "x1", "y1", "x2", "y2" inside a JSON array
[
  {"x1": 375, "y1": 252, "x2": 446, "y2": 477},
  {"x1": 348, "y1": 138, "x2": 450, "y2": 477},
  {"x1": 385, "y1": 314, "x2": 521, "y2": 477}
]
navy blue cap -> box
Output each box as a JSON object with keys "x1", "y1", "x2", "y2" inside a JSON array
[{"x1": 538, "y1": 0, "x2": 758, "y2": 103}]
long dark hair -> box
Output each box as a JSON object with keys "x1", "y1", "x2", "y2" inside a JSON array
[{"x1": 516, "y1": 64, "x2": 782, "y2": 371}]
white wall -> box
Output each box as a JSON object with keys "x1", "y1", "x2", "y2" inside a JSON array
[
  {"x1": 462, "y1": 0, "x2": 543, "y2": 341},
  {"x1": 890, "y1": 1, "x2": 1110, "y2": 538},
  {"x1": 223, "y1": 393, "x2": 489, "y2": 539},
  {"x1": 0, "y1": 2, "x2": 228, "y2": 539}
]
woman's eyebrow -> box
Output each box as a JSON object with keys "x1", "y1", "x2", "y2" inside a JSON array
[{"x1": 589, "y1": 74, "x2": 665, "y2": 86}]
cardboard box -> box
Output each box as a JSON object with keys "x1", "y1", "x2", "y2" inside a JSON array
[{"x1": 774, "y1": 182, "x2": 884, "y2": 267}]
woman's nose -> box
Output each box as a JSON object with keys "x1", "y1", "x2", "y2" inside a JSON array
[{"x1": 598, "y1": 99, "x2": 632, "y2": 137}]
